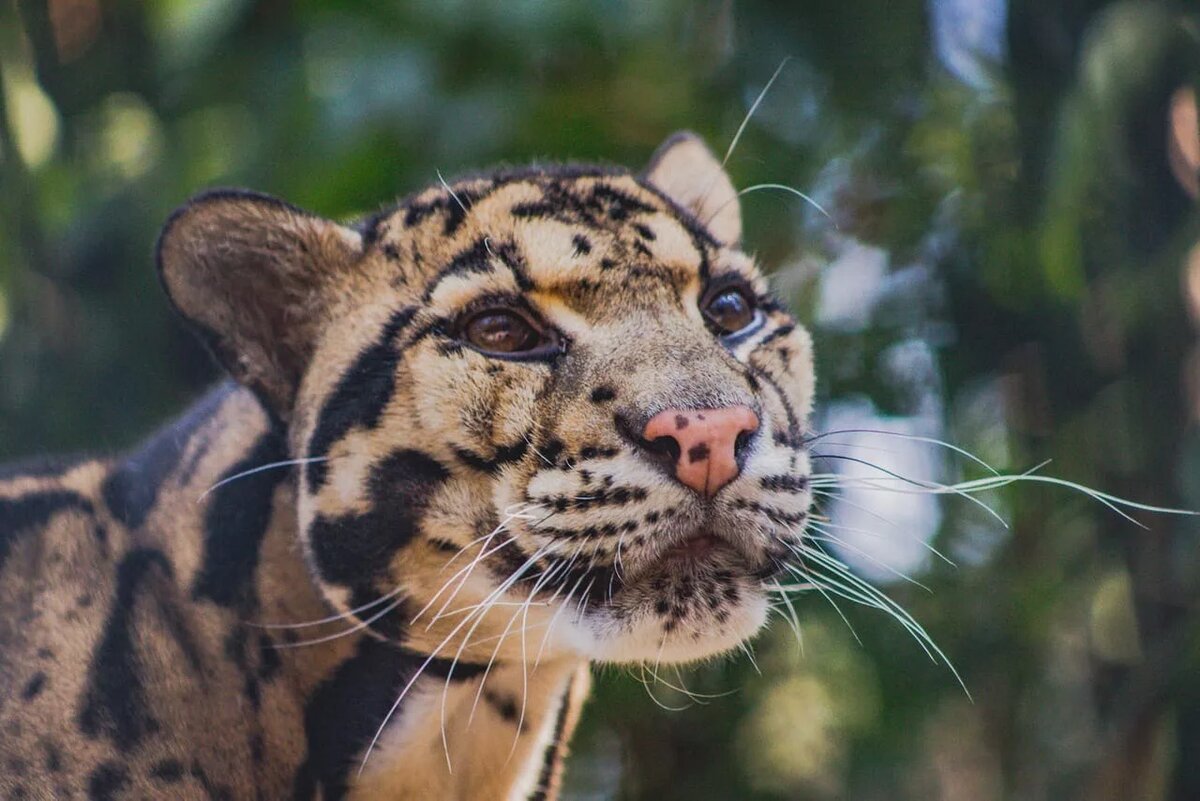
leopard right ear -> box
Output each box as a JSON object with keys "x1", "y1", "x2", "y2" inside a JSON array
[{"x1": 156, "y1": 189, "x2": 363, "y2": 418}]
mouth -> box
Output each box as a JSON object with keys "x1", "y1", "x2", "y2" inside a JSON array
[{"x1": 630, "y1": 527, "x2": 756, "y2": 585}]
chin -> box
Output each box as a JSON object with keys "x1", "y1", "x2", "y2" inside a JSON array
[{"x1": 563, "y1": 555, "x2": 772, "y2": 665}]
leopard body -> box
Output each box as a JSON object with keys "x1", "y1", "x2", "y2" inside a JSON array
[{"x1": 0, "y1": 133, "x2": 815, "y2": 800}]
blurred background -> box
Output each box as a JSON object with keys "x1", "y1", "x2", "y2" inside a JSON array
[{"x1": 2, "y1": 0, "x2": 1199, "y2": 798}]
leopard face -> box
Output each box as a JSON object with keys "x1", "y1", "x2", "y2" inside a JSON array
[{"x1": 158, "y1": 132, "x2": 814, "y2": 668}]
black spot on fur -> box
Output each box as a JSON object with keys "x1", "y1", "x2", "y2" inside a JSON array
[
  {"x1": 541, "y1": 439, "x2": 565, "y2": 465},
  {"x1": 79, "y1": 548, "x2": 173, "y2": 751},
  {"x1": 21, "y1": 672, "x2": 46, "y2": 700},
  {"x1": 0, "y1": 491, "x2": 93, "y2": 573},
  {"x1": 571, "y1": 234, "x2": 592, "y2": 255},
  {"x1": 189, "y1": 761, "x2": 235, "y2": 801},
  {"x1": 291, "y1": 638, "x2": 486, "y2": 801},
  {"x1": 760, "y1": 474, "x2": 808, "y2": 493},
  {"x1": 309, "y1": 449, "x2": 449, "y2": 587},
  {"x1": 150, "y1": 759, "x2": 185, "y2": 783},
  {"x1": 428, "y1": 537, "x2": 461, "y2": 555},
  {"x1": 87, "y1": 762, "x2": 129, "y2": 801},
  {"x1": 484, "y1": 689, "x2": 520, "y2": 724},
  {"x1": 632, "y1": 222, "x2": 656, "y2": 240},
  {"x1": 43, "y1": 741, "x2": 63, "y2": 773},
  {"x1": 192, "y1": 425, "x2": 288, "y2": 608},
  {"x1": 306, "y1": 307, "x2": 416, "y2": 491},
  {"x1": 452, "y1": 437, "x2": 529, "y2": 474},
  {"x1": 590, "y1": 386, "x2": 616, "y2": 403}
]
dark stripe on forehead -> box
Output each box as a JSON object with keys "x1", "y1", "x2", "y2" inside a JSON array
[
  {"x1": 404, "y1": 184, "x2": 484, "y2": 235},
  {"x1": 306, "y1": 306, "x2": 417, "y2": 491},
  {"x1": 420, "y1": 237, "x2": 497, "y2": 303},
  {"x1": 422, "y1": 236, "x2": 535, "y2": 303}
]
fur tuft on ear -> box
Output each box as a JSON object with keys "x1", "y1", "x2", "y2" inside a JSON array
[
  {"x1": 643, "y1": 131, "x2": 741, "y2": 245},
  {"x1": 156, "y1": 189, "x2": 363, "y2": 416}
]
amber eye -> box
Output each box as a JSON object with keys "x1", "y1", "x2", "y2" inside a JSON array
[
  {"x1": 703, "y1": 286, "x2": 758, "y2": 335},
  {"x1": 462, "y1": 309, "x2": 548, "y2": 355}
]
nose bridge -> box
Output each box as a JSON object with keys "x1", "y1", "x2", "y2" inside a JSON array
[
  {"x1": 643, "y1": 406, "x2": 760, "y2": 497},
  {"x1": 601, "y1": 314, "x2": 752, "y2": 418}
]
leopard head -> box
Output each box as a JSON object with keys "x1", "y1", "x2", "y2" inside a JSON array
[{"x1": 157, "y1": 132, "x2": 814, "y2": 666}]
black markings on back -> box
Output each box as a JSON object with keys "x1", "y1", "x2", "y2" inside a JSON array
[
  {"x1": 79, "y1": 548, "x2": 173, "y2": 751},
  {"x1": 0, "y1": 452, "x2": 89, "y2": 480},
  {"x1": 151, "y1": 758, "x2": 185, "y2": 782},
  {"x1": 88, "y1": 762, "x2": 129, "y2": 801},
  {"x1": 21, "y1": 672, "x2": 46, "y2": 700},
  {"x1": 306, "y1": 306, "x2": 416, "y2": 491},
  {"x1": 101, "y1": 384, "x2": 227, "y2": 529},
  {"x1": 192, "y1": 425, "x2": 288, "y2": 608},
  {"x1": 0, "y1": 491, "x2": 93, "y2": 573},
  {"x1": 309, "y1": 449, "x2": 449, "y2": 587}
]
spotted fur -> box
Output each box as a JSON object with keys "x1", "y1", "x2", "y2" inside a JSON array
[{"x1": 0, "y1": 132, "x2": 814, "y2": 799}]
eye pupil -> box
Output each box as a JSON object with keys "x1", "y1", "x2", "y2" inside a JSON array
[
  {"x1": 463, "y1": 310, "x2": 545, "y2": 355},
  {"x1": 704, "y1": 287, "x2": 756, "y2": 335}
]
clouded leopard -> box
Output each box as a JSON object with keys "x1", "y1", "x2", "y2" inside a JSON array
[{"x1": 0, "y1": 132, "x2": 815, "y2": 800}]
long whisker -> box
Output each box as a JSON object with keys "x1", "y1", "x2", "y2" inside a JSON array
[
  {"x1": 806, "y1": 428, "x2": 1002, "y2": 475},
  {"x1": 813, "y1": 452, "x2": 1007, "y2": 527},
  {"x1": 437, "y1": 169, "x2": 468, "y2": 214},
  {"x1": 197, "y1": 456, "x2": 328, "y2": 501},
  {"x1": 722, "y1": 57, "x2": 791, "y2": 168}
]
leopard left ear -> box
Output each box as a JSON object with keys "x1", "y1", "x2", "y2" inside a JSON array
[
  {"x1": 156, "y1": 189, "x2": 364, "y2": 418},
  {"x1": 643, "y1": 131, "x2": 741, "y2": 246}
]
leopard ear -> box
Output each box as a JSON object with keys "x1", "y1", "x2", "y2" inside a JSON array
[
  {"x1": 156, "y1": 189, "x2": 363, "y2": 417},
  {"x1": 644, "y1": 131, "x2": 741, "y2": 246}
]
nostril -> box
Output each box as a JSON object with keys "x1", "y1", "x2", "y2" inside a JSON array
[
  {"x1": 734, "y1": 428, "x2": 755, "y2": 461},
  {"x1": 644, "y1": 435, "x2": 682, "y2": 466}
]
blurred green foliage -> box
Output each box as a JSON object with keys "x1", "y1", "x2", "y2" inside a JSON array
[{"x1": 2, "y1": 1, "x2": 1199, "y2": 799}]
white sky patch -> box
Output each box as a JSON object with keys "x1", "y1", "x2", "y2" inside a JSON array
[
  {"x1": 930, "y1": 0, "x2": 1007, "y2": 89},
  {"x1": 815, "y1": 240, "x2": 888, "y2": 332},
  {"x1": 813, "y1": 398, "x2": 944, "y2": 584}
]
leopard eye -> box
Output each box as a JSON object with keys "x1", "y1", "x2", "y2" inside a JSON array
[
  {"x1": 462, "y1": 309, "x2": 548, "y2": 356},
  {"x1": 703, "y1": 286, "x2": 758, "y2": 336}
]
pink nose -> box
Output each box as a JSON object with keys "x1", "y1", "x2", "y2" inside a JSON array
[{"x1": 642, "y1": 406, "x2": 760, "y2": 497}]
